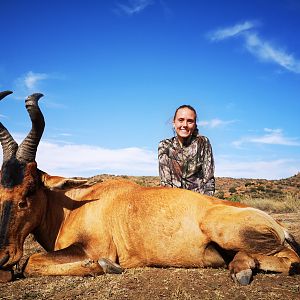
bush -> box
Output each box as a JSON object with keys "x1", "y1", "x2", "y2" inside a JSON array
[
  {"x1": 215, "y1": 191, "x2": 225, "y2": 199},
  {"x1": 228, "y1": 195, "x2": 241, "y2": 202},
  {"x1": 229, "y1": 187, "x2": 237, "y2": 193},
  {"x1": 256, "y1": 185, "x2": 265, "y2": 191}
]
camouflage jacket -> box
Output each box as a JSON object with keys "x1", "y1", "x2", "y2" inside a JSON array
[{"x1": 158, "y1": 134, "x2": 215, "y2": 196}]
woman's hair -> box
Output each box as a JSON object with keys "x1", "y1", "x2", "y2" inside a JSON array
[
  {"x1": 173, "y1": 105, "x2": 199, "y2": 136},
  {"x1": 173, "y1": 105, "x2": 197, "y2": 121}
]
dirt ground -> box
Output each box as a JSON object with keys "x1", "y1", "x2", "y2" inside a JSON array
[{"x1": 0, "y1": 212, "x2": 299, "y2": 300}]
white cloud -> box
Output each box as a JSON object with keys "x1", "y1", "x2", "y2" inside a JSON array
[
  {"x1": 199, "y1": 118, "x2": 236, "y2": 128},
  {"x1": 208, "y1": 21, "x2": 256, "y2": 41},
  {"x1": 13, "y1": 71, "x2": 50, "y2": 100},
  {"x1": 208, "y1": 21, "x2": 300, "y2": 74},
  {"x1": 35, "y1": 141, "x2": 158, "y2": 177},
  {"x1": 243, "y1": 32, "x2": 300, "y2": 73},
  {"x1": 215, "y1": 156, "x2": 299, "y2": 179},
  {"x1": 12, "y1": 71, "x2": 66, "y2": 103},
  {"x1": 116, "y1": 0, "x2": 154, "y2": 15},
  {"x1": 23, "y1": 71, "x2": 49, "y2": 91},
  {"x1": 0, "y1": 134, "x2": 298, "y2": 180},
  {"x1": 233, "y1": 128, "x2": 300, "y2": 147},
  {"x1": 57, "y1": 133, "x2": 73, "y2": 137}
]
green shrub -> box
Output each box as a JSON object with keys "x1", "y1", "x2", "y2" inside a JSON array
[
  {"x1": 257, "y1": 185, "x2": 265, "y2": 191},
  {"x1": 215, "y1": 191, "x2": 225, "y2": 199},
  {"x1": 228, "y1": 195, "x2": 241, "y2": 202},
  {"x1": 229, "y1": 187, "x2": 237, "y2": 193}
]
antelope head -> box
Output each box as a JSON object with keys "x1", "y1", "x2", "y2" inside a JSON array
[{"x1": 0, "y1": 91, "x2": 45, "y2": 275}]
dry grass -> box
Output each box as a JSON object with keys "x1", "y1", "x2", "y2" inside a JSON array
[{"x1": 239, "y1": 193, "x2": 300, "y2": 213}]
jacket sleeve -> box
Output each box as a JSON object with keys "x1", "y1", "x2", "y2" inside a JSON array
[
  {"x1": 202, "y1": 137, "x2": 215, "y2": 196},
  {"x1": 158, "y1": 140, "x2": 174, "y2": 187}
]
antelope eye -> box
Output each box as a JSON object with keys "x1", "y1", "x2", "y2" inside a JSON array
[{"x1": 18, "y1": 201, "x2": 28, "y2": 209}]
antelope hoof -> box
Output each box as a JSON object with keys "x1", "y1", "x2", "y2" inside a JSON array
[
  {"x1": 0, "y1": 269, "x2": 13, "y2": 283},
  {"x1": 231, "y1": 269, "x2": 252, "y2": 285},
  {"x1": 289, "y1": 262, "x2": 300, "y2": 275},
  {"x1": 98, "y1": 258, "x2": 123, "y2": 274}
]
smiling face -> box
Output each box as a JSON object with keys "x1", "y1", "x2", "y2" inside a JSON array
[{"x1": 173, "y1": 107, "x2": 197, "y2": 144}]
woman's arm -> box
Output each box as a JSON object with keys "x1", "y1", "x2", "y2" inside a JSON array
[
  {"x1": 158, "y1": 140, "x2": 174, "y2": 187},
  {"x1": 202, "y1": 137, "x2": 215, "y2": 196}
]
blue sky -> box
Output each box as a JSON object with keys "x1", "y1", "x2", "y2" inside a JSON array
[{"x1": 1, "y1": 0, "x2": 300, "y2": 179}]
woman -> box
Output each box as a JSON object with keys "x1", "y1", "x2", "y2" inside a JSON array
[{"x1": 158, "y1": 105, "x2": 215, "y2": 196}]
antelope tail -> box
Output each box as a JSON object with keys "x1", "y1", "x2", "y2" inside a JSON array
[{"x1": 284, "y1": 229, "x2": 300, "y2": 256}]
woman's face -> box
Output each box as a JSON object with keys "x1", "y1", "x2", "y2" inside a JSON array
[{"x1": 173, "y1": 107, "x2": 196, "y2": 142}]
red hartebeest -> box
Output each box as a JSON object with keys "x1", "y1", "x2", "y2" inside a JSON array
[{"x1": 0, "y1": 91, "x2": 299, "y2": 285}]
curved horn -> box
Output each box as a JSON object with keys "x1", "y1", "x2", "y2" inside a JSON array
[
  {"x1": 16, "y1": 93, "x2": 45, "y2": 163},
  {"x1": 0, "y1": 253, "x2": 9, "y2": 267},
  {"x1": 0, "y1": 91, "x2": 13, "y2": 101},
  {"x1": 0, "y1": 91, "x2": 18, "y2": 162}
]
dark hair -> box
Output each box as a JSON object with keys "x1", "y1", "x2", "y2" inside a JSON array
[
  {"x1": 173, "y1": 105, "x2": 197, "y2": 121},
  {"x1": 173, "y1": 105, "x2": 199, "y2": 136}
]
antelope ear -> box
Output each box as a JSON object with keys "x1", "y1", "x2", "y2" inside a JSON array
[{"x1": 40, "y1": 172, "x2": 88, "y2": 191}]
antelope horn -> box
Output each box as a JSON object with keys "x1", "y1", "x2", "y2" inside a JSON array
[
  {"x1": 0, "y1": 253, "x2": 9, "y2": 267},
  {"x1": 0, "y1": 91, "x2": 13, "y2": 101},
  {"x1": 0, "y1": 91, "x2": 18, "y2": 162},
  {"x1": 16, "y1": 93, "x2": 45, "y2": 163}
]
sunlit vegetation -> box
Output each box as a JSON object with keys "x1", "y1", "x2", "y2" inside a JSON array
[{"x1": 87, "y1": 172, "x2": 300, "y2": 213}]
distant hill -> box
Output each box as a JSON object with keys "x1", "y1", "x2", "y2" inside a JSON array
[
  {"x1": 87, "y1": 172, "x2": 300, "y2": 201},
  {"x1": 214, "y1": 172, "x2": 300, "y2": 200}
]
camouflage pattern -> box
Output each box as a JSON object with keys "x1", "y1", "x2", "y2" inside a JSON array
[{"x1": 158, "y1": 134, "x2": 215, "y2": 196}]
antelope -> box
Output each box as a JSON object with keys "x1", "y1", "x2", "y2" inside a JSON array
[{"x1": 0, "y1": 91, "x2": 299, "y2": 285}]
